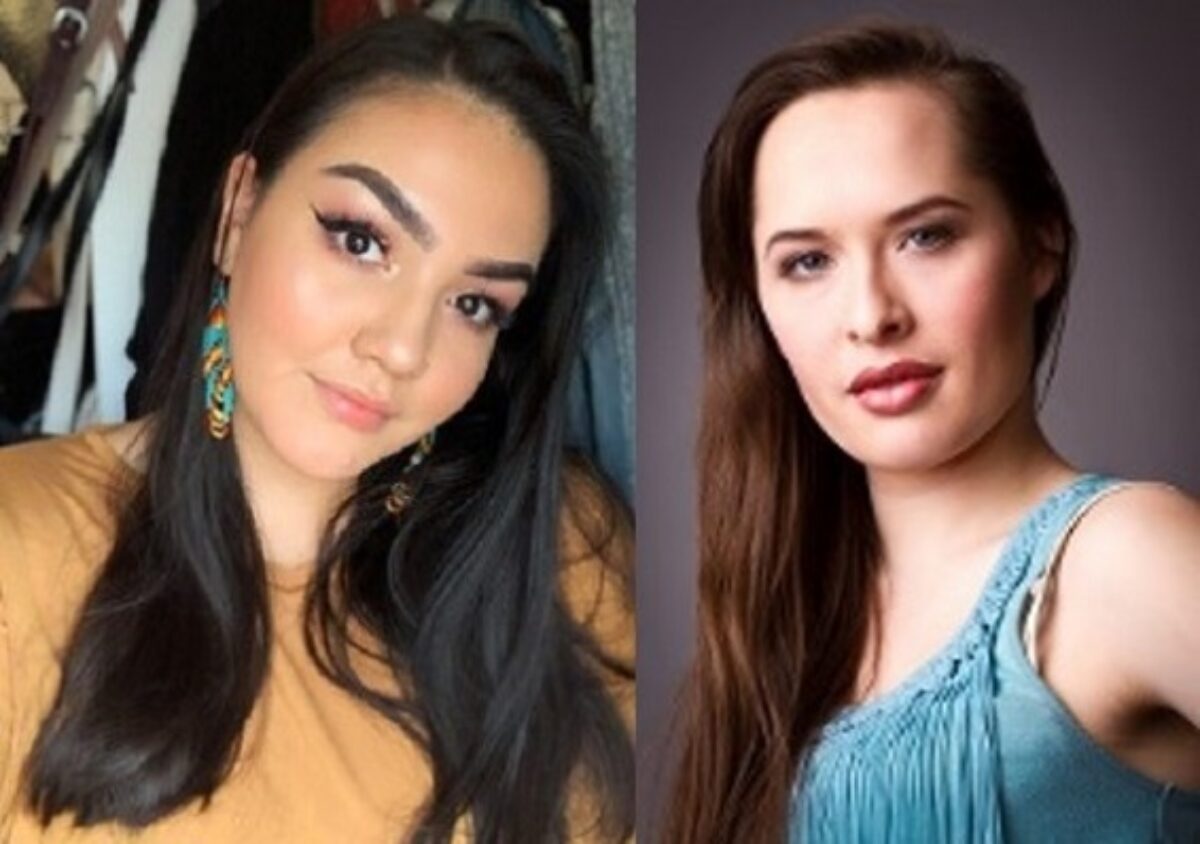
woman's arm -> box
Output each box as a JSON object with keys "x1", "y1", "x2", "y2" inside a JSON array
[{"x1": 1076, "y1": 485, "x2": 1200, "y2": 727}]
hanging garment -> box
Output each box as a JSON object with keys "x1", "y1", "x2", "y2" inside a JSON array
[
  {"x1": 568, "y1": 0, "x2": 634, "y2": 504},
  {"x1": 0, "y1": 0, "x2": 163, "y2": 441}
]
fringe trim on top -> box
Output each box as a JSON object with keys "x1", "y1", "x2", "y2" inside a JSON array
[
  {"x1": 789, "y1": 475, "x2": 1112, "y2": 844},
  {"x1": 795, "y1": 652, "x2": 1003, "y2": 843}
]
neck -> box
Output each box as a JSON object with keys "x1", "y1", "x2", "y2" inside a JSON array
[
  {"x1": 231, "y1": 415, "x2": 352, "y2": 571},
  {"x1": 866, "y1": 388, "x2": 1076, "y2": 576}
]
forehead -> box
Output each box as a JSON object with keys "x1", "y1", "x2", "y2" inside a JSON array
[
  {"x1": 281, "y1": 85, "x2": 552, "y2": 255},
  {"x1": 753, "y1": 81, "x2": 977, "y2": 237}
]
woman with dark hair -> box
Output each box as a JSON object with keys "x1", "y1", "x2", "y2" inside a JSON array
[
  {"x1": 0, "y1": 14, "x2": 632, "y2": 843},
  {"x1": 667, "y1": 22, "x2": 1200, "y2": 843}
]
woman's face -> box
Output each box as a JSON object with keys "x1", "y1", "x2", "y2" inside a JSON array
[
  {"x1": 753, "y1": 81, "x2": 1053, "y2": 473},
  {"x1": 218, "y1": 86, "x2": 550, "y2": 483}
]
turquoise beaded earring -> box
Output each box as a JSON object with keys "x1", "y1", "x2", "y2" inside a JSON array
[
  {"x1": 201, "y1": 271, "x2": 235, "y2": 440},
  {"x1": 385, "y1": 431, "x2": 436, "y2": 516}
]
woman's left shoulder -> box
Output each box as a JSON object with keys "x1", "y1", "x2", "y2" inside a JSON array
[
  {"x1": 1064, "y1": 480, "x2": 1200, "y2": 714},
  {"x1": 1072, "y1": 480, "x2": 1200, "y2": 574}
]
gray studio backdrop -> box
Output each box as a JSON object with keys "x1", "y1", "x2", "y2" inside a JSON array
[{"x1": 636, "y1": 0, "x2": 1200, "y2": 838}]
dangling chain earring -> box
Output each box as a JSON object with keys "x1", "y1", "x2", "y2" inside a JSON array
[
  {"x1": 385, "y1": 431, "x2": 436, "y2": 516},
  {"x1": 201, "y1": 272, "x2": 235, "y2": 440}
]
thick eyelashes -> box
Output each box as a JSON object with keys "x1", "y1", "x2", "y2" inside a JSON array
[
  {"x1": 453, "y1": 292, "x2": 514, "y2": 332},
  {"x1": 773, "y1": 220, "x2": 962, "y2": 280},
  {"x1": 311, "y1": 206, "x2": 517, "y2": 333},
  {"x1": 312, "y1": 206, "x2": 389, "y2": 264}
]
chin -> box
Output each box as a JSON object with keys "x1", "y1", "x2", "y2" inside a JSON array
[
  {"x1": 260, "y1": 414, "x2": 384, "y2": 483},
  {"x1": 820, "y1": 411, "x2": 985, "y2": 476}
]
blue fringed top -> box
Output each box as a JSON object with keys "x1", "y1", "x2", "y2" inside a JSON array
[{"x1": 790, "y1": 474, "x2": 1200, "y2": 843}]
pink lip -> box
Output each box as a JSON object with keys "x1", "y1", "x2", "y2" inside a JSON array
[
  {"x1": 312, "y1": 377, "x2": 393, "y2": 432},
  {"x1": 848, "y1": 360, "x2": 943, "y2": 416}
]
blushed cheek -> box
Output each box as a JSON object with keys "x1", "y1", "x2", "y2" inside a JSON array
[
  {"x1": 942, "y1": 274, "x2": 997, "y2": 341},
  {"x1": 935, "y1": 259, "x2": 1036, "y2": 412},
  {"x1": 231, "y1": 256, "x2": 347, "y2": 376},
  {"x1": 945, "y1": 265, "x2": 1028, "y2": 358}
]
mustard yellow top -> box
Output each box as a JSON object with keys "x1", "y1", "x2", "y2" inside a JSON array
[{"x1": 0, "y1": 427, "x2": 633, "y2": 842}]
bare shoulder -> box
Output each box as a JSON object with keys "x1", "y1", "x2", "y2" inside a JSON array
[
  {"x1": 1060, "y1": 481, "x2": 1200, "y2": 717},
  {"x1": 1066, "y1": 481, "x2": 1200, "y2": 590}
]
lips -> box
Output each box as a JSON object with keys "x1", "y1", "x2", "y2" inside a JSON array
[
  {"x1": 848, "y1": 360, "x2": 943, "y2": 416},
  {"x1": 849, "y1": 360, "x2": 943, "y2": 394},
  {"x1": 312, "y1": 376, "x2": 394, "y2": 432}
]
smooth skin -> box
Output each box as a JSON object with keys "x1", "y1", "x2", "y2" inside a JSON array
[
  {"x1": 107, "y1": 84, "x2": 551, "y2": 571},
  {"x1": 753, "y1": 81, "x2": 1200, "y2": 788}
]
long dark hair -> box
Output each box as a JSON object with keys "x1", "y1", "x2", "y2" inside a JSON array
[
  {"x1": 25, "y1": 15, "x2": 632, "y2": 843},
  {"x1": 666, "y1": 22, "x2": 1075, "y2": 842}
]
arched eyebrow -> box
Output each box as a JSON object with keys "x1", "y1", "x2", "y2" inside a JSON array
[
  {"x1": 761, "y1": 194, "x2": 971, "y2": 258},
  {"x1": 321, "y1": 162, "x2": 438, "y2": 250},
  {"x1": 466, "y1": 259, "x2": 534, "y2": 285}
]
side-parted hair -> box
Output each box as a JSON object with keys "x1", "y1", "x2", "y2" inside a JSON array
[
  {"x1": 26, "y1": 15, "x2": 632, "y2": 843},
  {"x1": 666, "y1": 22, "x2": 1074, "y2": 843}
]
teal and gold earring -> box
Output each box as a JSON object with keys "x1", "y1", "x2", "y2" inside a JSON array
[
  {"x1": 385, "y1": 431, "x2": 436, "y2": 516},
  {"x1": 201, "y1": 272, "x2": 235, "y2": 440}
]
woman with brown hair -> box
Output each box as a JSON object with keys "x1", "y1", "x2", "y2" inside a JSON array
[{"x1": 667, "y1": 23, "x2": 1200, "y2": 842}]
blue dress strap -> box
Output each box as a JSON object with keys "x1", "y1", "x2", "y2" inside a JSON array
[
  {"x1": 1009, "y1": 474, "x2": 1119, "y2": 592},
  {"x1": 1006, "y1": 475, "x2": 1124, "y2": 670},
  {"x1": 791, "y1": 474, "x2": 1116, "y2": 843}
]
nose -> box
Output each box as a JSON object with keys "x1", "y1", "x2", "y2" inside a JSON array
[
  {"x1": 845, "y1": 257, "x2": 913, "y2": 345},
  {"x1": 351, "y1": 290, "x2": 437, "y2": 379}
]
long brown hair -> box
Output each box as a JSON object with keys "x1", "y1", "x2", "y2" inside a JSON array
[{"x1": 666, "y1": 22, "x2": 1076, "y2": 842}]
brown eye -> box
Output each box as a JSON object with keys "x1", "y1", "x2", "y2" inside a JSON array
[
  {"x1": 311, "y1": 206, "x2": 388, "y2": 264},
  {"x1": 453, "y1": 293, "x2": 512, "y2": 330},
  {"x1": 345, "y1": 230, "x2": 373, "y2": 256}
]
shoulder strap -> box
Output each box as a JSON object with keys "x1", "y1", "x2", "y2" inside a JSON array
[{"x1": 1021, "y1": 481, "x2": 1131, "y2": 673}]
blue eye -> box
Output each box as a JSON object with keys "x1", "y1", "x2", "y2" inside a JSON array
[
  {"x1": 779, "y1": 250, "x2": 832, "y2": 279},
  {"x1": 903, "y1": 223, "x2": 956, "y2": 252},
  {"x1": 312, "y1": 207, "x2": 389, "y2": 264},
  {"x1": 454, "y1": 292, "x2": 513, "y2": 331}
]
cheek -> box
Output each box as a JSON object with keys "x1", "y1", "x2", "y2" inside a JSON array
[
  {"x1": 931, "y1": 250, "x2": 1031, "y2": 361},
  {"x1": 417, "y1": 330, "x2": 495, "y2": 423},
  {"x1": 227, "y1": 249, "x2": 349, "y2": 373},
  {"x1": 758, "y1": 283, "x2": 835, "y2": 398}
]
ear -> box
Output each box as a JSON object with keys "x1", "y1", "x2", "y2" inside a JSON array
[
  {"x1": 1029, "y1": 219, "x2": 1065, "y2": 301},
  {"x1": 213, "y1": 152, "x2": 260, "y2": 274}
]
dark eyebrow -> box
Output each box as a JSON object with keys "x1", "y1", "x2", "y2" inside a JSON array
[
  {"x1": 761, "y1": 194, "x2": 972, "y2": 258},
  {"x1": 321, "y1": 163, "x2": 438, "y2": 250},
  {"x1": 465, "y1": 259, "x2": 535, "y2": 285},
  {"x1": 883, "y1": 195, "x2": 970, "y2": 227}
]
